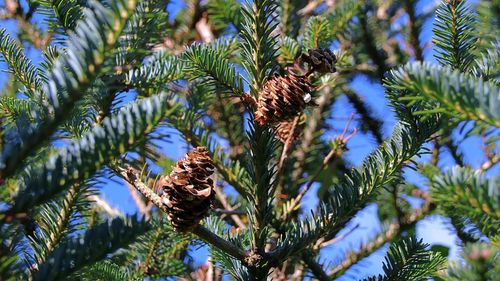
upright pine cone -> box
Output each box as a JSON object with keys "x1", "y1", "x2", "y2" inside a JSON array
[
  {"x1": 255, "y1": 74, "x2": 314, "y2": 125},
  {"x1": 299, "y1": 48, "x2": 337, "y2": 74},
  {"x1": 161, "y1": 147, "x2": 215, "y2": 232}
]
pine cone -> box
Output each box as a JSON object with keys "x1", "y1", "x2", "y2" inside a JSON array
[
  {"x1": 161, "y1": 147, "x2": 215, "y2": 232},
  {"x1": 255, "y1": 74, "x2": 314, "y2": 125},
  {"x1": 299, "y1": 48, "x2": 337, "y2": 74},
  {"x1": 275, "y1": 118, "x2": 304, "y2": 143}
]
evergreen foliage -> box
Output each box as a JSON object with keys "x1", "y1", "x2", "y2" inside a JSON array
[
  {"x1": 364, "y1": 236, "x2": 446, "y2": 281},
  {"x1": 0, "y1": 0, "x2": 498, "y2": 280},
  {"x1": 433, "y1": 0, "x2": 477, "y2": 71}
]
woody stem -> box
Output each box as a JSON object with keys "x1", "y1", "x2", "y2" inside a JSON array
[
  {"x1": 115, "y1": 165, "x2": 250, "y2": 264},
  {"x1": 192, "y1": 225, "x2": 249, "y2": 262}
]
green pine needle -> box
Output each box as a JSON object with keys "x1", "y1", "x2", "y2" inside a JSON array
[{"x1": 363, "y1": 236, "x2": 446, "y2": 281}]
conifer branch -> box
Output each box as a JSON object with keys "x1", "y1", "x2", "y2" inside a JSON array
[
  {"x1": 184, "y1": 43, "x2": 245, "y2": 96},
  {"x1": 431, "y1": 166, "x2": 499, "y2": 238},
  {"x1": 329, "y1": 198, "x2": 435, "y2": 278},
  {"x1": 37, "y1": 0, "x2": 83, "y2": 34},
  {"x1": 433, "y1": 0, "x2": 477, "y2": 71},
  {"x1": 141, "y1": 227, "x2": 161, "y2": 274},
  {"x1": 279, "y1": 0, "x2": 305, "y2": 37},
  {"x1": 124, "y1": 52, "x2": 183, "y2": 88},
  {"x1": 116, "y1": 165, "x2": 250, "y2": 263},
  {"x1": 192, "y1": 225, "x2": 248, "y2": 263},
  {"x1": 8, "y1": 93, "x2": 179, "y2": 214},
  {"x1": 389, "y1": 62, "x2": 500, "y2": 127},
  {"x1": 289, "y1": 90, "x2": 337, "y2": 190},
  {"x1": 0, "y1": 0, "x2": 140, "y2": 180},
  {"x1": 0, "y1": 29, "x2": 42, "y2": 97},
  {"x1": 239, "y1": 0, "x2": 279, "y2": 94},
  {"x1": 303, "y1": 16, "x2": 330, "y2": 49},
  {"x1": 301, "y1": 253, "x2": 330, "y2": 281},
  {"x1": 359, "y1": 8, "x2": 387, "y2": 80},
  {"x1": 403, "y1": 0, "x2": 424, "y2": 61},
  {"x1": 326, "y1": 0, "x2": 361, "y2": 40},
  {"x1": 34, "y1": 185, "x2": 79, "y2": 265},
  {"x1": 272, "y1": 114, "x2": 441, "y2": 264},
  {"x1": 283, "y1": 128, "x2": 354, "y2": 221},
  {"x1": 445, "y1": 243, "x2": 499, "y2": 280},
  {"x1": 32, "y1": 215, "x2": 150, "y2": 281},
  {"x1": 362, "y1": 236, "x2": 446, "y2": 280},
  {"x1": 239, "y1": 2, "x2": 281, "y2": 277},
  {"x1": 116, "y1": 166, "x2": 167, "y2": 214},
  {"x1": 206, "y1": 0, "x2": 242, "y2": 31}
]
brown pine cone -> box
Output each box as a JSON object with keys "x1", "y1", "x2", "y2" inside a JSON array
[
  {"x1": 299, "y1": 48, "x2": 337, "y2": 74},
  {"x1": 275, "y1": 118, "x2": 304, "y2": 143},
  {"x1": 255, "y1": 74, "x2": 315, "y2": 125},
  {"x1": 161, "y1": 147, "x2": 215, "y2": 232}
]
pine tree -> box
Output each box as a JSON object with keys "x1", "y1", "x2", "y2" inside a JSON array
[{"x1": 0, "y1": 0, "x2": 498, "y2": 280}]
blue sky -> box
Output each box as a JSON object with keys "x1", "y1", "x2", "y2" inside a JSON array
[{"x1": 1, "y1": 0, "x2": 498, "y2": 279}]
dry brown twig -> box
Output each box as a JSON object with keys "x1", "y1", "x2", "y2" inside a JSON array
[
  {"x1": 277, "y1": 116, "x2": 300, "y2": 173},
  {"x1": 116, "y1": 166, "x2": 167, "y2": 213},
  {"x1": 283, "y1": 114, "x2": 357, "y2": 220},
  {"x1": 214, "y1": 185, "x2": 246, "y2": 230},
  {"x1": 479, "y1": 135, "x2": 500, "y2": 172},
  {"x1": 480, "y1": 154, "x2": 500, "y2": 172},
  {"x1": 125, "y1": 182, "x2": 153, "y2": 220},
  {"x1": 314, "y1": 223, "x2": 360, "y2": 250},
  {"x1": 298, "y1": 0, "x2": 335, "y2": 16},
  {"x1": 89, "y1": 195, "x2": 122, "y2": 217},
  {"x1": 195, "y1": 13, "x2": 214, "y2": 43}
]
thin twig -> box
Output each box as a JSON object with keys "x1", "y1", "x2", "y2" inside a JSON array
[
  {"x1": 443, "y1": 135, "x2": 464, "y2": 166},
  {"x1": 283, "y1": 116, "x2": 357, "y2": 220},
  {"x1": 431, "y1": 139, "x2": 441, "y2": 166},
  {"x1": 479, "y1": 135, "x2": 500, "y2": 172},
  {"x1": 480, "y1": 154, "x2": 500, "y2": 172},
  {"x1": 328, "y1": 223, "x2": 400, "y2": 278},
  {"x1": 213, "y1": 208, "x2": 246, "y2": 215},
  {"x1": 195, "y1": 13, "x2": 214, "y2": 43},
  {"x1": 125, "y1": 183, "x2": 152, "y2": 220},
  {"x1": 298, "y1": 0, "x2": 324, "y2": 16},
  {"x1": 391, "y1": 184, "x2": 404, "y2": 225},
  {"x1": 343, "y1": 88, "x2": 384, "y2": 144},
  {"x1": 214, "y1": 186, "x2": 247, "y2": 229},
  {"x1": 277, "y1": 116, "x2": 300, "y2": 173},
  {"x1": 116, "y1": 166, "x2": 167, "y2": 213},
  {"x1": 315, "y1": 224, "x2": 360, "y2": 249},
  {"x1": 290, "y1": 92, "x2": 330, "y2": 187},
  {"x1": 89, "y1": 195, "x2": 122, "y2": 217}
]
